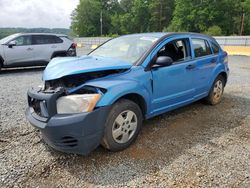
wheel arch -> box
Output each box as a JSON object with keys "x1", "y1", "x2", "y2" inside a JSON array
[
  {"x1": 209, "y1": 65, "x2": 228, "y2": 89},
  {"x1": 51, "y1": 51, "x2": 67, "y2": 59},
  {"x1": 218, "y1": 71, "x2": 228, "y2": 85},
  {"x1": 0, "y1": 55, "x2": 4, "y2": 67},
  {"x1": 116, "y1": 93, "x2": 147, "y2": 118},
  {"x1": 89, "y1": 79, "x2": 151, "y2": 117}
]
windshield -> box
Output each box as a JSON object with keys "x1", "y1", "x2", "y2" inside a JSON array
[
  {"x1": 0, "y1": 34, "x2": 20, "y2": 44},
  {"x1": 89, "y1": 35, "x2": 159, "y2": 64}
]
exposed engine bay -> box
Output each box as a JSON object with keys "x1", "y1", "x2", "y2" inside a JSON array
[{"x1": 43, "y1": 69, "x2": 127, "y2": 94}]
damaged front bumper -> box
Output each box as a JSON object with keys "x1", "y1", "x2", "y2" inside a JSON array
[{"x1": 25, "y1": 88, "x2": 110, "y2": 155}]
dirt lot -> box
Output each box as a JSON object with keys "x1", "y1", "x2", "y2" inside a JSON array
[{"x1": 0, "y1": 56, "x2": 250, "y2": 188}]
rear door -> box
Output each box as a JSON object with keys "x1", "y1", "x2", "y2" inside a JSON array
[
  {"x1": 151, "y1": 37, "x2": 197, "y2": 115},
  {"x1": 31, "y1": 35, "x2": 62, "y2": 64},
  {"x1": 190, "y1": 38, "x2": 217, "y2": 97},
  {"x1": 3, "y1": 35, "x2": 34, "y2": 66}
]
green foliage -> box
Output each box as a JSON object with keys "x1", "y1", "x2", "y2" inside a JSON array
[
  {"x1": 205, "y1": 26, "x2": 222, "y2": 36},
  {"x1": 166, "y1": 0, "x2": 250, "y2": 35},
  {"x1": 71, "y1": 0, "x2": 250, "y2": 36},
  {"x1": 71, "y1": 0, "x2": 121, "y2": 36},
  {"x1": 240, "y1": 0, "x2": 250, "y2": 34},
  {"x1": 71, "y1": 0, "x2": 102, "y2": 37},
  {"x1": 131, "y1": 0, "x2": 150, "y2": 33},
  {"x1": 149, "y1": 0, "x2": 174, "y2": 32}
]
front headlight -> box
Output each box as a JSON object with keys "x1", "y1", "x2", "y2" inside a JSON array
[{"x1": 56, "y1": 94, "x2": 101, "y2": 114}]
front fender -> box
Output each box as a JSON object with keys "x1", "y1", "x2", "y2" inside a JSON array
[
  {"x1": 0, "y1": 55, "x2": 4, "y2": 65},
  {"x1": 0, "y1": 47, "x2": 5, "y2": 65},
  {"x1": 85, "y1": 79, "x2": 151, "y2": 113}
]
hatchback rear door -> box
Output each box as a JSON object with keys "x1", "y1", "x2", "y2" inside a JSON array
[
  {"x1": 31, "y1": 35, "x2": 63, "y2": 64},
  {"x1": 190, "y1": 38, "x2": 217, "y2": 97}
]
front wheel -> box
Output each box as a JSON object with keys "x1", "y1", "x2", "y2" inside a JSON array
[
  {"x1": 102, "y1": 99, "x2": 143, "y2": 151},
  {"x1": 205, "y1": 75, "x2": 225, "y2": 105}
]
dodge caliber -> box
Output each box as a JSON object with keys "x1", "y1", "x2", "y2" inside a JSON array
[{"x1": 26, "y1": 32, "x2": 229, "y2": 155}]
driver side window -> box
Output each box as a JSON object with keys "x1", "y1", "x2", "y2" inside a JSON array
[
  {"x1": 11, "y1": 36, "x2": 32, "y2": 46},
  {"x1": 157, "y1": 39, "x2": 191, "y2": 64}
]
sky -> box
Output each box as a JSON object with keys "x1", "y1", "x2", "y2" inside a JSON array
[{"x1": 0, "y1": 0, "x2": 79, "y2": 28}]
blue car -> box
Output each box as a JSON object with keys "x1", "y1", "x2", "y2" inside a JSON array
[{"x1": 26, "y1": 32, "x2": 229, "y2": 155}]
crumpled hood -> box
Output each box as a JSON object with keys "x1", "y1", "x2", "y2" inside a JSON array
[{"x1": 43, "y1": 55, "x2": 132, "y2": 81}]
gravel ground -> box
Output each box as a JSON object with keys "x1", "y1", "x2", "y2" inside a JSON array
[{"x1": 0, "y1": 56, "x2": 250, "y2": 188}]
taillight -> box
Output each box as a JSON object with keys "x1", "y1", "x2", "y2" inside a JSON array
[
  {"x1": 71, "y1": 43, "x2": 77, "y2": 49},
  {"x1": 224, "y1": 53, "x2": 228, "y2": 64},
  {"x1": 67, "y1": 43, "x2": 77, "y2": 56}
]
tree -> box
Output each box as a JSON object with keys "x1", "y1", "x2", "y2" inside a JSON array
[
  {"x1": 71, "y1": 0, "x2": 102, "y2": 36},
  {"x1": 71, "y1": 0, "x2": 123, "y2": 36},
  {"x1": 238, "y1": 0, "x2": 250, "y2": 35},
  {"x1": 131, "y1": 0, "x2": 150, "y2": 32},
  {"x1": 166, "y1": 0, "x2": 250, "y2": 35},
  {"x1": 110, "y1": 0, "x2": 150, "y2": 34},
  {"x1": 120, "y1": 0, "x2": 133, "y2": 12},
  {"x1": 71, "y1": 0, "x2": 250, "y2": 36},
  {"x1": 149, "y1": 0, "x2": 174, "y2": 32},
  {"x1": 205, "y1": 25, "x2": 222, "y2": 36},
  {"x1": 166, "y1": 0, "x2": 220, "y2": 32}
]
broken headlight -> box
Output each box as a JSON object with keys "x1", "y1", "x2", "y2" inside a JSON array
[{"x1": 56, "y1": 94, "x2": 101, "y2": 114}]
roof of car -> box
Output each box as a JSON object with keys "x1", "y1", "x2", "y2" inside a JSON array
[
  {"x1": 17, "y1": 33, "x2": 68, "y2": 37},
  {"x1": 122, "y1": 32, "x2": 215, "y2": 40},
  {"x1": 122, "y1": 32, "x2": 168, "y2": 38}
]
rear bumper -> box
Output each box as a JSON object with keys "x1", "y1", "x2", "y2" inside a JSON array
[
  {"x1": 67, "y1": 47, "x2": 76, "y2": 56},
  {"x1": 26, "y1": 88, "x2": 110, "y2": 155}
]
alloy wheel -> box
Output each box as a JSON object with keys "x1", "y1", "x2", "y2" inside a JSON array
[
  {"x1": 213, "y1": 80, "x2": 223, "y2": 103},
  {"x1": 112, "y1": 110, "x2": 138, "y2": 144}
]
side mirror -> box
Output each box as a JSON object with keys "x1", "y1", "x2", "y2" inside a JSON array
[
  {"x1": 155, "y1": 56, "x2": 173, "y2": 67},
  {"x1": 8, "y1": 40, "x2": 17, "y2": 48}
]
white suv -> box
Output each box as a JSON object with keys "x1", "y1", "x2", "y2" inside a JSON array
[{"x1": 0, "y1": 33, "x2": 76, "y2": 71}]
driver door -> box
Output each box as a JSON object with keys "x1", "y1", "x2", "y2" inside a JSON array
[
  {"x1": 151, "y1": 37, "x2": 196, "y2": 116},
  {"x1": 3, "y1": 35, "x2": 34, "y2": 67}
]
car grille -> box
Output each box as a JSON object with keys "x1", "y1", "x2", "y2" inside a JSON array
[
  {"x1": 30, "y1": 98, "x2": 49, "y2": 118},
  {"x1": 56, "y1": 136, "x2": 78, "y2": 148}
]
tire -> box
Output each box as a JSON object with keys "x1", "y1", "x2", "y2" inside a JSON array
[
  {"x1": 0, "y1": 62, "x2": 2, "y2": 73},
  {"x1": 51, "y1": 52, "x2": 67, "y2": 59},
  {"x1": 205, "y1": 75, "x2": 225, "y2": 105},
  {"x1": 102, "y1": 99, "x2": 143, "y2": 151}
]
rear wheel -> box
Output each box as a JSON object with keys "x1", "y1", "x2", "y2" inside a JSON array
[
  {"x1": 205, "y1": 75, "x2": 225, "y2": 105},
  {"x1": 102, "y1": 99, "x2": 143, "y2": 151},
  {"x1": 51, "y1": 52, "x2": 67, "y2": 59}
]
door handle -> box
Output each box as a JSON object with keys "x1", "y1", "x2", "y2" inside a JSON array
[
  {"x1": 26, "y1": 48, "x2": 33, "y2": 51},
  {"x1": 186, "y1": 64, "x2": 196, "y2": 70},
  {"x1": 51, "y1": 45, "x2": 57, "y2": 48}
]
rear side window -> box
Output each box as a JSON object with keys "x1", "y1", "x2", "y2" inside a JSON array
[
  {"x1": 211, "y1": 42, "x2": 220, "y2": 54},
  {"x1": 53, "y1": 36, "x2": 63, "y2": 43},
  {"x1": 192, "y1": 39, "x2": 212, "y2": 58},
  {"x1": 32, "y1": 35, "x2": 63, "y2": 45},
  {"x1": 60, "y1": 36, "x2": 70, "y2": 40}
]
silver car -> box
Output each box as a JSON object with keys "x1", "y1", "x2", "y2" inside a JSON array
[{"x1": 0, "y1": 33, "x2": 76, "y2": 71}]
